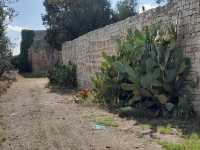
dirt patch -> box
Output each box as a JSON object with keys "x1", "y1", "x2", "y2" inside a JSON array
[
  {"x1": 0, "y1": 80, "x2": 12, "y2": 96},
  {"x1": 0, "y1": 75, "x2": 186, "y2": 150},
  {"x1": 0, "y1": 71, "x2": 17, "y2": 97}
]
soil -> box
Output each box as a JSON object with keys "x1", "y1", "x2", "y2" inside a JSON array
[
  {"x1": 0, "y1": 71, "x2": 17, "y2": 97},
  {"x1": 0, "y1": 80, "x2": 12, "y2": 97},
  {"x1": 0, "y1": 75, "x2": 164, "y2": 150}
]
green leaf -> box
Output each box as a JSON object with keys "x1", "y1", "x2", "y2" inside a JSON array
[
  {"x1": 165, "y1": 103, "x2": 174, "y2": 112},
  {"x1": 146, "y1": 58, "x2": 157, "y2": 72},
  {"x1": 134, "y1": 29, "x2": 145, "y2": 46},
  {"x1": 152, "y1": 80, "x2": 162, "y2": 87},
  {"x1": 153, "y1": 68, "x2": 160, "y2": 79},
  {"x1": 162, "y1": 83, "x2": 171, "y2": 92},
  {"x1": 156, "y1": 94, "x2": 168, "y2": 104},
  {"x1": 166, "y1": 68, "x2": 177, "y2": 82},
  {"x1": 113, "y1": 62, "x2": 137, "y2": 82},
  {"x1": 164, "y1": 47, "x2": 173, "y2": 66},
  {"x1": 121, "y1": 83, "x2": 135, "y2": 91},
  {"x1": 178, "y1": 61, "x2": 187, "y2": 75},
  {"x1": 128, "y1": 96, "x2": 142, "y2": 105},
  {"x1": 141, "y1": 74, "x2": 152, "y2": 89},
  {"x1": 121, "y1": 83, "x2": 141, "y2": 96},
  {"x1": 113, "y1": 61, "x2": 126, "y2": 73}
]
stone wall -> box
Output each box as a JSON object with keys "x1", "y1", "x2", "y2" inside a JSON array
[
  {"x1": 62, "y1": 0, "x2": 200, "y2": 113},
  {"x1": 173, "y1": 0, "x2": 200, "y2": 113},
  {"x1": 28, "y1": 31, "x2": 61, "y2": 75}
]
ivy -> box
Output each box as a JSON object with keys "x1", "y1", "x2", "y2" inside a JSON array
[{"x1": 19, "y1": 30, "x2": 35, "y2": 72}]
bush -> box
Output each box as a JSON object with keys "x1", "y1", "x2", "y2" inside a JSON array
[
  {"x1": 91, "y1": 23, "x2": 196, "y2": 118},
  {"x1": 48, "y1": 62, "x2": 77, "y2": 88},
  {"x1": 0, "y1": 58, "x2": 12, "y2": 76},
  {"x1": 11, "y1": 55, "x2": 20, "y2": 70},
  {"x1": 0, "y1": 0, "x2": 14, "y2": 77},
  {"x1": 0, "y1": 31, "x2": 12, "y2": 77}
]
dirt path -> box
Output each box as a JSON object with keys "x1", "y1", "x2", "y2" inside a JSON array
[{"x1": 0, "y1": 76, "x2": 163, "y2": 150}]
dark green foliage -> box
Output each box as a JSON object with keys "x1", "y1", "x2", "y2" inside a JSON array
[
  {"x1": 0, "y1": 0, "x2": 14, "y2": 76},
  {"x1": 91, "y1": 23, "x2": 196, "y2": 118},
  {"x1": 11, "y1": 55, "x2": 20, "y2": 69},
  {"x1": 0, "y1": 33, "x2": 12, "y2": 76},
  {"x1": 42, "y1": 0, "x2": 117, "y2": 50},
  {"x1": 18, "y1": 30, "x2": 35, "y2": 72},
  {"x1": 116, "y1": 0, "x2": 138, "y2": 21},
  {"x1": 119, "y1": 107, "x2": 136, "y2": 117},
  {"x1": 48, "y1": 62, "x2": 77, "y2": 88},
  {"x1": 91, "y1": 53, "x2": 126, "y2": 109}
]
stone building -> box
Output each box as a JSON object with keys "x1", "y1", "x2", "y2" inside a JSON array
[{"x1": 28, "y1": 30, "x2": 61, "y2": 75}]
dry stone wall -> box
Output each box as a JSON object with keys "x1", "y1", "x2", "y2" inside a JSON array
[
  {"x1": 173, "y1": 0, "x2": 200, "y2": 113},
  {"x1": 62, "y1": 0, "x2": 200, "y2": 113},
  {"x1": 28, "y1": 31, "x2": 61, "y2": 75}
]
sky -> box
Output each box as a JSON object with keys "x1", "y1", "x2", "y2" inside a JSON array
[{"x1": 7, "y1": 0, "x2": 159, "y2": 56}]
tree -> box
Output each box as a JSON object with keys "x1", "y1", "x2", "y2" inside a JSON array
[
  {"x1": 42, "y1": 0, "x2": 117, "y2": 50},
  {"x1": 0, "y1": 0, "x2": 15, "y2": 76},
  {"x1": 116, "y1": 0, "x2": 138, "y2": 21}
]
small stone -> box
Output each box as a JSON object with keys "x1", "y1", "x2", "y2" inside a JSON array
[
  {"x1": 106, "y1": 146, "x2": 111, "y2": 149},
  {"x1": 141, "y1": 129, "x2": 151, "y2": 135}
]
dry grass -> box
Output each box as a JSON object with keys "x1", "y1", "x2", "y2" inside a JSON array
[{"x1": 159, "y1": 134, "x2": 200, "y2": 150}]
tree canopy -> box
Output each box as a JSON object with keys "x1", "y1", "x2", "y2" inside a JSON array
[
  {"x1": 43, "y1": 0, "x2": 117, "y2": 50},
  {"x1": 43, "y1": 0, "x2": 168, "y2": 50},
  {"x1": 116, "y1": 0, "x2": 137, "y2": 21},
  {"x1": 0, "y1": 0, "x2": 15, "y2": 76}
]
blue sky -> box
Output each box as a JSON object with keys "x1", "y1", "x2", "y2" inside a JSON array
[{"x1": 7, "y1": 0, "x2": 159, "y2": 55}]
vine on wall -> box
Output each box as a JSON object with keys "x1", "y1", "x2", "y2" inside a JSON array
[{"x1": 19, "y1": 30, "x2": 35, "y2": 72}]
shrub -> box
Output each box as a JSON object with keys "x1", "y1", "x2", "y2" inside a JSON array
[
  {"x1": 48, "y1": 62, "x2": 77, "y2": 88},
  {"x1": 91, "y1": 23, "x2": 196, "y2": 118},
  {"x1": 0, "y1": 0, "x2": 14, "y2": 77},
  {"x1": 0, "y1": 32, "x2": 12, "y2": 77},
  {"x1": 0, "y1": 58, "x2": 12, "y2": 77},
  {"x1": 11, "y1": 55, "x2": 20, "y2": 70},
  {"x1": 91, "y1": 54, "x2": 134, "y2": 109}
]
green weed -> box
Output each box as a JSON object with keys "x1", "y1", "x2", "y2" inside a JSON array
[
  {"x1": 94, "y1": 115, "x2": 119, "y2": 127},
  {"x1": 159, "y1": 133, "x2": 200, "y2": 150},
  {"x1": 158, "y1": 125, "x2": 173, "y2": 135}
]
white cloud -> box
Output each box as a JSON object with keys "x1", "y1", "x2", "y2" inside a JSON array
[
  {"x1": 139, "y1": 4, "x2": 158, "y2": 13},
  {"x1": 7, "y1": 25, "x2": 31, "y2": 32}
]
